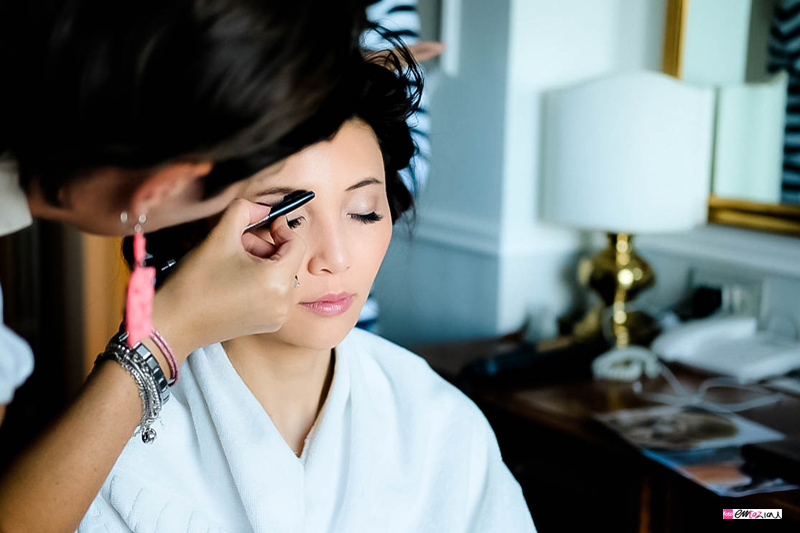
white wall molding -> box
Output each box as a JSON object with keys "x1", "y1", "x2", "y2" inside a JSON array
[
  {"x1": 499, "y1": 224, "x2": 583, "y2": 256},
  {"x1": 406, "y1": 209, "x2": 584, "y2": 257},
  {"x1": 409, "y1": 210, "x2": 500, "y2": 255}
]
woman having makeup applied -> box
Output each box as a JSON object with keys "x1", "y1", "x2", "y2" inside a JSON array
[{"x1": 78, "y1": 55, "x2": 537, "y2": 532}]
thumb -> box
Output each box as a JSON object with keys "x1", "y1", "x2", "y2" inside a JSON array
[
  {"x1": 210, "y1": 199, "x2": 270, "y2": 252},
  {"x1": 267, "y1": 216, "x2": 307, "y2": 270}
]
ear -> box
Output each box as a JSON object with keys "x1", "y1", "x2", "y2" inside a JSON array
[{"x1": 128, "y1": 161, "x2": 213, "y2": 217}]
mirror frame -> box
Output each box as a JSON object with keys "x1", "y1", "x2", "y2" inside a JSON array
[{"x1": 662, "y1": 0, "x2": 800, "y2": 237}]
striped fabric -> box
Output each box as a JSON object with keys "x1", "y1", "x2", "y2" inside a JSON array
[
  {"x1": 364, "y1": 0, "x2": 422, "y2": 46},
  {"x1": 768, "y1": 0, "x2": 800, "y2": 204},
  {"x1": 358, "y1": 0, "x2": 431, "y2": 333},
  {"x1": 362, "y1": 0, "x2": 431, "y2": 197}
]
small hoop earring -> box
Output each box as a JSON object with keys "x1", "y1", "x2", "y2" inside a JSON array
[{"x1": 120, "y1": 211, "x2": 128, "y2": 224}]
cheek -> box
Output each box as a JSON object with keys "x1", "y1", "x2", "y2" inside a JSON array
[
  {"x1": 264, "y1": 220, "x2": 392, "y2": 350},
  {"x1": 355, "y1": 221, "x2": 392, "y2": 282}
]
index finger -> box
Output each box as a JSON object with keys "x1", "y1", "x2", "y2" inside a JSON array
[{"x1": 208, "y1": 199, "x2": 270, "y2": 252}]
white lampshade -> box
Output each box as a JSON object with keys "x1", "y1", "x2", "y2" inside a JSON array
[{"x1": 541, "y1": 71, "x2": 715, "y2": 234}]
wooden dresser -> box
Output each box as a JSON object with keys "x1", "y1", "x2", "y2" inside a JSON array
[{"x1": 411, "y1": 336, "x2": 800, "y2": 532}]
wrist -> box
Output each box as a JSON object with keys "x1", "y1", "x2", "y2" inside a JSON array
[
  {"x1": 98, "y1": 332, "x2": 170, "y2": 443},
  {"x1": 151, "y1": 289, "x2": 195, "y2": 364},
  {"x1": 138, "y1": 337, "x2": 170, "y2": 380}
]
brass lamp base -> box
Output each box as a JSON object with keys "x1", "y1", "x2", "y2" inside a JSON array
[
  {"x1": 572, "y1": 233, "x2": 660, "y2": 348},
  {"x1": 573, "y1": 305, "x2": 658, "y2": 347}
]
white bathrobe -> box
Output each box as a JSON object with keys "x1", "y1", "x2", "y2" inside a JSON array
[{"x1": 78, "y1": 328, "x2": 536, "y2": 532}]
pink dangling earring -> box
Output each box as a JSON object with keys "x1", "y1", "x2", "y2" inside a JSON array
[{"x1": 125, "y1": 213, "x2": 155, "y2": 347}]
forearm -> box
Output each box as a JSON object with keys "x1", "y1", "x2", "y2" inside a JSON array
[
  {"x1": 0, "y1": 200, "x2": 297, "y2": 530},
  {"x1": 0, "y1": 291, "x2": 191, "y2": 532},
  {"x1": 0, "y1": 361, "x2": 141, "y2": 531}
]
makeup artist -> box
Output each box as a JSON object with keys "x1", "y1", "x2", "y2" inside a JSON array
[{"x1": 0, "y1": 1, "x2": 369, "y2": 530}]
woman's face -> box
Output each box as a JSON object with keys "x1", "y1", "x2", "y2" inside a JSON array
[{"x1": 239, "y1": 118, "x2": 393, "y2": 350}]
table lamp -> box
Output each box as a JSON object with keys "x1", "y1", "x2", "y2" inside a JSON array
[{"x1": 541, "y1": 71, "x2": 715, "y2": 381}]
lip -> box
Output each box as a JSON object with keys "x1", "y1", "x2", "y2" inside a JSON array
[{"x1": 300, "y1": 293, "x2": 356, "y2": 317}]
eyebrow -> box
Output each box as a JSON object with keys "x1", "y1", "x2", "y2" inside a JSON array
[
  {"x1": 253, "y1": 186, "x2": 297, "y2": 198},
  {"x1": 346, "y1": 177, "x2": 382, "y2": 191},
  {"x1": 253, "y1": 177, "x2": 383, "y2": 198}
]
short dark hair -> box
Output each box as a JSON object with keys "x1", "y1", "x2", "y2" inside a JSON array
[
  {"x1": 124, "y1": 47, "x2": 421, "y2": 288},
  {"x1": 349, "y1": 44, "x2": 419, "y2": 225},
  {"x1": 0, "y1": 0, "x2": 368, "y2": 204}
]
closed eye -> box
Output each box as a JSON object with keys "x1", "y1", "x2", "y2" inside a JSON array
[
  {"x1": 350, "y1": 212, "x2": 383, "y2": 224},
  {"x1": 288, "y1": 213, "x2": 381, "y2": 228}
]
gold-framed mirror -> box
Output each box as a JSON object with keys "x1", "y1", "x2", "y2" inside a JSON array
[{"x1": 663, "y1": 0, "x2": 800, "y2": 236}]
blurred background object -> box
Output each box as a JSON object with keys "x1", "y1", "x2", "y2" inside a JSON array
[
  {"x1": 540, "y1": 71, "x2": 714, "y2": 380},
  {"x1": 374, "y1": 0, "x2": 800, "y2": 350}
]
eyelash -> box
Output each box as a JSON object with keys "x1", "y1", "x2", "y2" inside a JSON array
[
  {"x1": 350, "y1": 212, "x2": 383, "y2": 224},
  {"x1": 287, "y1": 212, "x2": 383, "y2": 228}
]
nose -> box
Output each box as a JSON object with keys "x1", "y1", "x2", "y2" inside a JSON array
[{"x1": 306, "y1": 218, "x2": 350, "y2": 275}]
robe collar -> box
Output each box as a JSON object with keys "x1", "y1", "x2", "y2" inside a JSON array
[{"x1": 188, "y1": 334, "x2": 354, "y2": 530}]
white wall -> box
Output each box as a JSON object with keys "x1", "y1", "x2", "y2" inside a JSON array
[
  {"x1": 497, "y1": 0, "x2": 666, "y2": 334},
  {"x1": 375, "y1": 0, "x2": 667, "y2": 345},
  {"x1": 639, "y1": 225, "x2": 800, "y2": 324},
  {"x1": 374, "y1": 0, "x2": 513, "y2": 344}
]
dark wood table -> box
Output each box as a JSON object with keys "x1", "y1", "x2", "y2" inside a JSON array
[{"x1": 411, "y1": 336, "x2": 800, "y2": 533}]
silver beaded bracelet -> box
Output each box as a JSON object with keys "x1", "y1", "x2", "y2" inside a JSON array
[{"x1": 94, "y1": 331, "x2": 170, "y2": 443}]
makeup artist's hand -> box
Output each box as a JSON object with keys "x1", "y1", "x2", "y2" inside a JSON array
[
  {"x1": 0, "y1": 199, "x2": 305, "y2": 532},
  {"x1": 365, "y1": 41, "x2": 445, "y2": 67},
  {"x1": 149, "y1": 199, "x2": 306, "y2": 363}
]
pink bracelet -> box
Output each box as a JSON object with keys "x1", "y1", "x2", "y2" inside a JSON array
[{"x1": 150, "y1": 328, "x2": 179, "y2": 385}]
